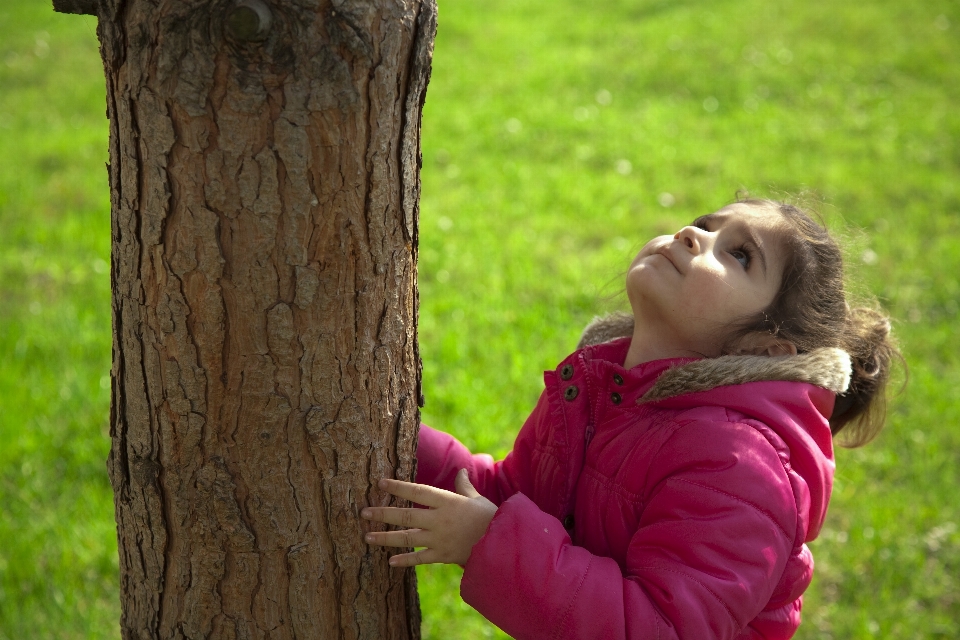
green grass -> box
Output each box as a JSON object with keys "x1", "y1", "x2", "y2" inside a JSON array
[{"x1": 1, "y1": 0, "x2": 958, "y2": 637}]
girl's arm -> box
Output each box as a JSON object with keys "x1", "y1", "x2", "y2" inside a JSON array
[
  {"x1": 363, "y1": 395, "x2": 551, "y2": 566},
  {"x1": 457, "y1": 418, "x2": 801, "y2": 640},
  {"x1": 415, "y1": 424, "x2": 507, "y2": 500},
  {"x1": 369, "y1": 403, "x2": 802, "y2": 638},
  {"x1": 414, "y1": 386, "x2": 552, "y2": 504}
]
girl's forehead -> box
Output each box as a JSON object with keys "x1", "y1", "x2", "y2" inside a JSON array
[
  {"x1": 698, "y1": 203, "x2": 788, "y2": 237},
  {"x1": 707, "y1": 202, "x2": 782, "y2": 225}
]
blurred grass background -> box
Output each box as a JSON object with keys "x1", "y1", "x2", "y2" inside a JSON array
[{"x1": 1, "y1": 0, "x2": 958, "y2": 637}]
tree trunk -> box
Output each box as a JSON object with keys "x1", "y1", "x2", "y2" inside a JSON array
[{"x1": 88, "y1": 0, "x2": 435, "y2": 636}]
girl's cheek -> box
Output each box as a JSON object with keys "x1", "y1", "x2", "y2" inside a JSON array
[{"x1": 688, "y1": 294, "x2": 729, "y2": 325}]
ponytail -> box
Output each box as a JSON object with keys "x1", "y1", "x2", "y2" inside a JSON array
[{"x1": 830, "y1": 306, "x2": 901, "y2": 446}]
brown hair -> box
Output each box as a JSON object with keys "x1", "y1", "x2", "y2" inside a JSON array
[{"x1": 726, "y1": 198, "x2": 901, "y2": 447}]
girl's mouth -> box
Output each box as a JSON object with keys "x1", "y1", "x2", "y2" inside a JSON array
[{"x1": 656, "y1": 248, "x2": 681, "y2": 272}]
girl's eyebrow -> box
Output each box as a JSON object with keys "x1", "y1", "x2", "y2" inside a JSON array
[
  {"x1": 695, "y1": 213, "x2": 769, "y2": 277},
  {"x1": 692, "y1": 213, "x2": 716, "y2": 228},
  {"x1": 741, "y1": 226, "x2": 769, "y2": 278}
]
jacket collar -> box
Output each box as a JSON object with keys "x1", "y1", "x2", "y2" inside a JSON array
[{"x1": 577, "y1": 313, "x2": 852, "y2": 403}]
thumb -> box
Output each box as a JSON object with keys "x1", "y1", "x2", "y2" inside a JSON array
[{"x1": 454, "y1": 468, "x2": 480, "y2": 499}]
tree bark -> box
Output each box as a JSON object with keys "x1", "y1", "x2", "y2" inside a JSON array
[{"x1": 88, "y1": 0, "x2": 435, "y2": 636}]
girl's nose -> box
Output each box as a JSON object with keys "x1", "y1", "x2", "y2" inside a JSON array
[{"x1": 674, "y1": 226, "x2": 705, "y2": 254}]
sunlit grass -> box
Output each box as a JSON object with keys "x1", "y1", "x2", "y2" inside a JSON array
[{"x1": 1, "y1": 0, "x2": 958, "y2": 638}]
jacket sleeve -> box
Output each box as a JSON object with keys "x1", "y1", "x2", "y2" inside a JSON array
[
  {"x1": 414, "y1": 425, "x2": 519, "y2": 506},
  {"x1": 415, "y1": 386, "x2": 556, "y2": 506},
  {"x1": 459, "y1": 417, "x2": 800, "y2": 640}
]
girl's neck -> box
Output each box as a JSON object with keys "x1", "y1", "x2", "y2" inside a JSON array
[{"x1": 622, "y1": 322, "x2": 709, "y2": 369}]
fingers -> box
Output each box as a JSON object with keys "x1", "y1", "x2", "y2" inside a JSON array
[
  {"x1": 364, "y1": 530, "x2": 441, "y2": 566},
  {"x1": 361, "y1": 476, "x2": 486, "y2": 569},
  {"x1": 377, "y1": 478, "x2": 448, "y2": 508},
  {"x1": 454, "y1": 468, "x2": 480, "y2": 499},
  {"x1": 361, "y1": 506, "x2": 429, "y2": 529},
  {"x1": 386, "y1": 548, "x2": 438, "y2": 567},
  {"x1": 365, "y1": 528, "x2": 425, "y2": 549}
]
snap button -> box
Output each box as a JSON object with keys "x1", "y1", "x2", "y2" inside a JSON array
[
  {"x1": 564, "y1": 385, "x2": 579, "y2": 401},
  {"x1": 560, "y1": 364, "x2": 574, "y2": 380},
  {"x1": 611, "y1": 392, "x2": 622, "y2": 405},
  {"x1": 563, "y1": 514, "x2": 575, "y2": 530},
  {"x1": 613, "y1": 373, "x2": 623, "y2": 385}
]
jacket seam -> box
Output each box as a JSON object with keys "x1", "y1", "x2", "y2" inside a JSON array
[
  {"x1": 581, "y1": 353, "x2": 602, "y2": 430},
  {"x1": 552, "y1": 554, "x2": 593, "y2": 640},
  {"x1": 739, "y1": 417, "x2": 806, "y2": 552},
  {"x1": 650, "y1": 417, "x2": 797, "y2": 543},
  {"x1": 580, "y1": 464, "x2": 645, "y2": 504},
  {"x1": 633, "y1": 565, "x2": 743, "y2": 633},
  {"x1": 533, "y1": 440, "x2": 565, "y2": 458},
  {"x1": 672, "y1": 477, "x2": 794, "y2": 542},
  {"x1": 637, "y1": 417, "x2": 697, "y2": 502},
  {"x1": 546, "y1": 369, "x2": 576, "y2": 512}
]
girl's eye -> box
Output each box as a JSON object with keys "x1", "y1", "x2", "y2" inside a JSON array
[
  {"x1": 692, "y1": 219, "x2": 709, "y2": 231},
  {"x1": 731, "y1": 248, "x2": 751, "y2": 268}
]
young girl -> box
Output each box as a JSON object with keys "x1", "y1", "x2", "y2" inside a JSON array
[{"x1": 361, "y1": 198, "x2": 897, "y2": 640}]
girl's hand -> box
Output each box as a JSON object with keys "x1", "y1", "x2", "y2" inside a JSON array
[{"x1": 361, "y1": 469, "x2": 497, "y2": 567}]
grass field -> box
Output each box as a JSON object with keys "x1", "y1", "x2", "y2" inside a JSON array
[{"x1": 1, "y1": 0, "x2": 958, "y2": 637}]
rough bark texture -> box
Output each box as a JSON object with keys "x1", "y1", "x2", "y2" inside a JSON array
[{"x1": 94, "y1": 0, "x2": 436, "y2": 637}]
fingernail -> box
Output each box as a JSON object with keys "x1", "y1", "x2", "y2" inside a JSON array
[
  {"x1": 388, "y1": 557, "x2": 397, "y2": 566},
  {"x1": 361, "y1": 509, "x2": 371, "y2": 519},
  {"x1": 378, "y1": 479, "x2": 388, "y2": 489},
  {"x1": 365, "y1": 533, "x2": 374, "y2": 543}
]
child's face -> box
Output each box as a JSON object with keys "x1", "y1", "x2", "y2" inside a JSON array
[{"x1": 626, "y1": 203, "x2": 787, "y2": 358}]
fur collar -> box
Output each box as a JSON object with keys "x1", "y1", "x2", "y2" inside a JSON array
[{"x1": 578, "y1": 313, "x2": 851, "y2": 403}]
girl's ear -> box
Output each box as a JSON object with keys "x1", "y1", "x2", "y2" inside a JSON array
[{"x1": 734, "y1": 332, "x2": 798, "y2": 357}]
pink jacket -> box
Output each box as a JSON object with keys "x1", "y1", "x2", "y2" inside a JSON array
[{"x1": 416, "y1": 336, "x2": 851, "y2": 640}]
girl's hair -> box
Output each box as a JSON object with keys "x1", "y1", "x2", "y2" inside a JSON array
[{"x1": 726, "y1": 197, "x2": 901, "y2": 447}]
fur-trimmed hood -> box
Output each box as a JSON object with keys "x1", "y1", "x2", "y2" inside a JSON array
[{"x1": 578, "y1": 312, "x2": 852, "y2": 403}]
